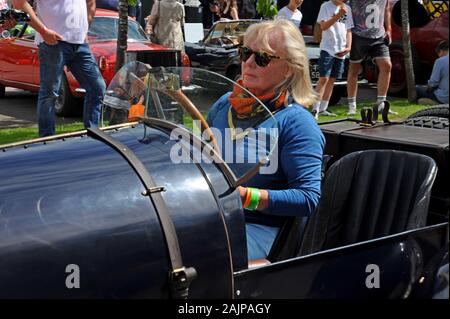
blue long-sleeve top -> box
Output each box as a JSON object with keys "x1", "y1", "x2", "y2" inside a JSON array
[
  {"x1": 428, "y1": 54, "x2": 449, "y2": 104},
  {"x1": 207, "y1": 93, "x2": 325, "y2": 228}
]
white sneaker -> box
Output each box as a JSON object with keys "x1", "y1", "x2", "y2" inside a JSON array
[
  {"x1": 311, "y1": 110, "x2": 319, "y2": 120},
  {"x1": 319, "y1": 110, "x2": 337, "y2": 117},
  {"x1": 379, "y1": 107, "x2": 399, "y2": 115},
  {"x1": 378, "y1": 101, "x2": 398, "y2": 115},
  {"x1": 347, "y1": 108, "x2": 357, "y2": 116}
]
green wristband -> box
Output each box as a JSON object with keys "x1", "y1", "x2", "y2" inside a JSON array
[{"x1": 246, "y1": 187, "x2": 261, "y2": 211}]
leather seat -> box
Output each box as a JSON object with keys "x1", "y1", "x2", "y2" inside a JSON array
[
  {"x1": 299, "y1": 150, "x2": 438, "y2": 256},
  {"x1": 267, "y1": 155, "x2": 334, "y2": 262}
]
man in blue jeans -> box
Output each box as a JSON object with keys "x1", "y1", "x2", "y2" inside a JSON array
[{"x1": 12, "y1": 0, "x2": 106, "y2": 137}]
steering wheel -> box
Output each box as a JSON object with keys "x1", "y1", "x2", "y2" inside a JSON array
[{"x1": 161, "y1": 89, "x2": 221, "y2": 156}]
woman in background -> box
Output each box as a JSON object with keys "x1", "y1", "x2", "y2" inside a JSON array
[{"x1": 146, "y1": 0, "x2": 185, "y2": 52}]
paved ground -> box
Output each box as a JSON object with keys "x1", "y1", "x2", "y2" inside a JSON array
[
  {"x1": 0, "y1": 87, "x2": 82, "y2": 129},
  {"x1": 0, "y1": 85, "x2": 379, "y2": 129}
]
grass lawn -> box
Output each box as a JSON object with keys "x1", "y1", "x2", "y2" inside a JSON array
[
  {"x1": 0, "y1": 99, "x2": 429, "y2": 146},
  {"x1": 0, "y1": 122, "x2": 85, "y2": 146},
  {"x1": 317, "y1": 99, "x2": 426, "y2": 122}
]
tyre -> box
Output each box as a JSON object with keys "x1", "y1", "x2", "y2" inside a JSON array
[
  {"x1": 403, "y1": 116, "x2": 449, "y2": 130},
  {"x1": 407, "y1": 105, "x2": 449, "y2": 119},
  {"x1": 55, "y1": 75, "x2": 82, "y2": 117},
  {"x1": 388, "y1": 43, "x2": 421, "y2": 96},
  {"x1": 0, "y1": 83, "x2": 5, "y2": 98}
]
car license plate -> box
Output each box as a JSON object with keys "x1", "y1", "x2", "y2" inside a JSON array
[{"x1": 310, "y1": 64, "x2": 320, "y2": 81}]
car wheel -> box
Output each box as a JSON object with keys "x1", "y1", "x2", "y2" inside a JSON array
[
  {"x1": 55, "y1": 75, "x2": 81, "y2": 117},
  {"x1": 329, "y1": 86, "x2": 346, "y2": 106},
  {"x1": 388, "y1": 43, "x2": 421, "y2": 96},
  {"x1": 0, "y1": 83, "x2": 5, "y2": 98},
  {"x1": 403, "y1": 116, "x2": 449, "y2": 130},
  {"x1": 407, "y1": 105, "x2": 449, "y2": 119}
]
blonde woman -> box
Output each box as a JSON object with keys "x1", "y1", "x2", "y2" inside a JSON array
[
  {"x1": 146, "y1": 0, "x2": 185, "y2": 52},
  {"x1": 207, "y1": 19, "x2": 324, "y2": 260}
]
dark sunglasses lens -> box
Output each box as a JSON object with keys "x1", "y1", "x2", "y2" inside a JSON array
[
  {"x1": 240, "y1": 47, "x2": 252, "y2": 62},
  {"x1": 254, "y1": 52, "x2": 270, "y2": 67}
]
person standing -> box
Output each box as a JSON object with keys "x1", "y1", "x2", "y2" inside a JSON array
[
  {"x1": 200, "y1": 0, "x2": 220, "y2": 29},
  {"x1": 146, "y1": 0, "x2": 185, "y2": 52},
  {"x1": 312, "y1": 0, "x2": 353, "y2": 120},
  {"x1": 12, "y1": 0, "x2": 106, "y2": 137},
  {"x1": 416, "y1": 40, "x2": 449, "y2": 105},
  {"x1": 218, "y1": 0, "x2": 239, "y2": 20},
  {"x1": 128, "y1": 0, "x2": 142, "y2": 23},
  {"x1": 346, "y1": 0, "x2": 396, "y2": 116},
  {"x1": 276, "y1": 0, "x2": 304, "y2": 29}
]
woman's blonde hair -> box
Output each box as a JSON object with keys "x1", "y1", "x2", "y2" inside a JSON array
[{"x1": 243, "y1": 19, "x2": 318, "y2": 107}]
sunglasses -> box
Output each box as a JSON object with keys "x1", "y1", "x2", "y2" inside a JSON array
[{"x1": 238, "y1": 46, "x2": 281, "y2": 67}]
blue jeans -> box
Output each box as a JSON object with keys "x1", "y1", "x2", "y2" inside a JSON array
[
  {"x1": 318, "y1": 50, "x2": 345, "y2": 79},
  {"x1": 38, "y1": 42, "x2": 106, "y2": 137},
  {"x1": 415, "y1": 85, "x2": 440, "y2": 103},
  {"x1": 246, "y1": 223, "x2": 279, "y2": 260}
]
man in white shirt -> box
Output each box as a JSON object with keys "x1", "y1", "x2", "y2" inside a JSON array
[
  {"x1": 276, "y1": 0, "x2": 303, "y2": 29},
  {"x1": 12, "y1": 0, "x2": 106, "y2": 137}
]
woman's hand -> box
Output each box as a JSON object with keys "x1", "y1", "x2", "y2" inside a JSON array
[{"x1": 238, "y1": 186, "x2": 269, "y2": 211}]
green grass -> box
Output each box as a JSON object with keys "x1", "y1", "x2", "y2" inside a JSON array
[
  {"x1": 317, "y1": 100, "x2": 426, "y2": 122},
  {"x1": 0, "y1": 100, "x2": 430, "y2": 146},
  {"x1": 0, "y1": 122, "x2": 85, "y2": 146}
]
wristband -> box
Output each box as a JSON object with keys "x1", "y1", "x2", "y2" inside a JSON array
[
  {"x1": 243, "y1": 187, "x2": 252, "y2": 208},
  {"x1": 246, "y1": 187, "x2": 261, "y2": 211}
]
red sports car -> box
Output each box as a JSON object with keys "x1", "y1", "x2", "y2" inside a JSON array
[{"x1": 0, "y1": 9, "x2": 190, "y2": 116}]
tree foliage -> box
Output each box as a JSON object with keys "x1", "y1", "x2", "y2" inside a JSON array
[{"x1": 256, "y1": 0, "x2": 278, "y2": 19}]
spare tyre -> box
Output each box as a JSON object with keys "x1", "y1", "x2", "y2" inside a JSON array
[
  {"x1": 403, "y1": 116, "x2": 449, "y2": 130},
  {"x1": 407, "y1": 105, "x2": 449, "y2": 120}
]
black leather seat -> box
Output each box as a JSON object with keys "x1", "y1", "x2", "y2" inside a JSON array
[
  {"x1": 299, "y1": 150, "x2": 438, "y2": 256},
  {"x1": 267, "y1": 155, "x2": 334, "y2": 262}
]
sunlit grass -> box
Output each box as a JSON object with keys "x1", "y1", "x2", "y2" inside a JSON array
[
  {"x1": 0, "y1": 101, "x2": 432, "y2": 146},
  {"x1": 316, "y1": 100, "x2": 427, "y2": 122},
  {"x1": 0, "y1": 122, "x2": 85, "y2": 146}
]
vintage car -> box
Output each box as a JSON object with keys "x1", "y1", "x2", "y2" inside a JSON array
[
  {"x1": 0, "y1": 9, "x2": 190, "y2": 117},
  {"x1": 0, "y1": 64, "x2": 447, "y2": 299},
  {"x1": 185, "y1": 20, "x2": 364, "y2": 106}
]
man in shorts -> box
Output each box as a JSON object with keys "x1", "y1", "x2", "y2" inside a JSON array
[
  {"x1": 347, "y1": 0, "x2": 396, "y2": 115},
  {"x1": 312, "y1": 0, "x2": 353, "y2": 120}
]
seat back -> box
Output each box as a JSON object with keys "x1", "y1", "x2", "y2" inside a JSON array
[
  {"x1": 267, "y1": 154, "x2": 334, "y2": 262},
  {"x1": 299, "y1": 150, "x2": 438, "y2": 256}
]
